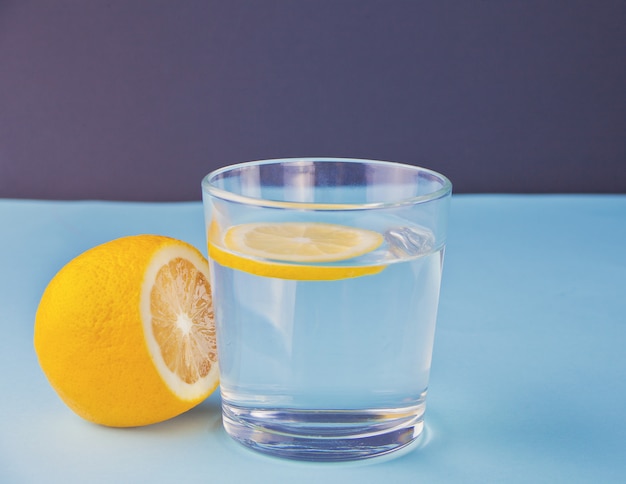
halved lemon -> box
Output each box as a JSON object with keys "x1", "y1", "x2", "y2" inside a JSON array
[
  {"x1": 34, "y1": 235, "x2": 219, "y2": 427},
  {"x1": 209, "y1": 222, "x2": 386, "y2": 281}
]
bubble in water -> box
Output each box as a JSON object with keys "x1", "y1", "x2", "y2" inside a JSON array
[{"x1": 384, "y1": 226, "x2": 434, "y2": 258}]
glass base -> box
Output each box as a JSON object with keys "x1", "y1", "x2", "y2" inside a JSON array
[{"x1": 221, "y1": 401, "x2": 426, "y2": 461}]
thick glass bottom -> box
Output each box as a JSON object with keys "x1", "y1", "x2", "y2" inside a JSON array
[{"x1": 221, "y1": 400, "x2": 426, "y2": 461}]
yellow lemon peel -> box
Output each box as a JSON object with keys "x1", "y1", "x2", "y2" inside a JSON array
[{"x1": 34, "y1": 235, "x2": 219, "y2": 427}]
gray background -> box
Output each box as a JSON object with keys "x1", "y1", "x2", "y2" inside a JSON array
[{"x1": 1, "y1": 0, "x2": 624, "y2": 201}]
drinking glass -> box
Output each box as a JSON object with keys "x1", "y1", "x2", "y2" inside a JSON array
[{"x1": 202, "y1": 158, "x2": 451, "y2": 461}]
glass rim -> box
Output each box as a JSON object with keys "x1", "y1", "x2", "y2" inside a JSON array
[{"x1": 202, "y1": 157, "x2": 452, "y2": 211}]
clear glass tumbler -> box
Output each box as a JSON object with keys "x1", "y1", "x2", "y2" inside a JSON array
[{"x1": 202, "y1": 158, "x2": 451, "y2": 461}]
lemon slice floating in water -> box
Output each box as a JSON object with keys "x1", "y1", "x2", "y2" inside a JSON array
[{"x1": 209, "y1": 222, "x2": 386, "y2": 281}]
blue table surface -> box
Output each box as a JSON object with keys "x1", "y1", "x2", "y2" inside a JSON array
[{"x1": 1, "y1": 195, "x2": 625, "y2": 483}]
